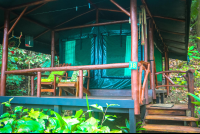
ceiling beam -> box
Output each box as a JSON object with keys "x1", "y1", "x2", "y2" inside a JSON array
[
  {"x1": 8, "y1": 0, "x2": 55, "y2": 10},
  {"x1": 8, "y1": 7, "x2": 28, "y2": 35},
  {"x1": 110, "y1": 0, "x2": 130, "y2": 16},
  {"x1": 167, "y1": 45, "x2": 186, "y2": 51},
  {"x1": 159, "y1": 29, "x2": 185, "y2": 36},
  {"x1": 55, "y1": 20, "x2": 129, "y2": 31},
  {"x1": 34, "y1": 29, "x2": 50, "y2": 40},
  {"x1": 98, "y1": 8, "x2": 123, "y2": 13},
  {"x1": 141, "y1": 0, "x2": 166, "y2": 47},
  {"x1": 11, "y1": 11, "x2": 51, "y2": 30},
  {"x1": 153, "y1": 15, "x2": 185, "y2": 22}
]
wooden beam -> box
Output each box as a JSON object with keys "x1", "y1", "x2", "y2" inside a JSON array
[
  {"x1": 11, "y1": 11, "x2": 51, "y2": 30},
  {"x1": 130, "y1": 0, "x2": 139, "y2": 115},
  {"x1": 24, "y1": 3, "x2": 46, "y2": 15},
  {"x1": 8, "y1": 0, "x2": 55, "y2": 10},
  {"x1": 54, "y1": 9, "x2": 95, "y2": 28},
  {"x1": 5, "y1": 63, "x2": 130, "y2": 74},
  {"x1": 1, "y1": 10, "x2": 9, "y2": 96},
  {"x1": 165, "y1": 47, "x2": 169, "y2": 95},
  {"x1": 98, "y1": 8, "x2": 123, "y2": 13},
  {"x1": 110, "y1": 0, "x2": 130, "y2": 16},
  {"x1": 153, "y1": 15, "x2": 185, "y2": 22},
  {"x1": 55, "y1": 20, "x2": 129, "y2": 31},
  {"x1": 163, "y1": 74, "x2": 175, "y2": 85},
  {"x1": 141, "y1": 0, "x2": 165, "y2": 47},
  {"x1": 8, "y1": 7, "x2": 28, "y2": 35},
  {"x1": 34, "y1": 30, "x2": 50, "y2": 40},
  {"x1": 51, "y1": 31, "x2": 55, "y2": 67},
  {"x1": 167, "y1": 45, "x2": 186, "y2": 51},
  {"x1": 149, "y1": 19, "x2": 156, "y2": 100},
  {"x1": 0, "y1": 4, "x2": 46, "y2": 30},
  {"x1": 159, "y1": 29, "x2": 185, "y2": 36}
]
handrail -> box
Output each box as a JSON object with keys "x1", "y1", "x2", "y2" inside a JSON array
[
  {"x1": 155, "y1": 71, "x2": 187, "y2": 75},
  {"x1": 5, "y1": 63, "x2": 129, "y2": 74}
]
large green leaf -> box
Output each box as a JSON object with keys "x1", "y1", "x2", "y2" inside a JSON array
[
  {"x1": 188, "y1": 93, "x2": 200, "y2": 102},
  {"x1": 0, "y1": 113, "x2": 10, "y2": 118},
  {"x1": 0, "y1": 124, "x2": 12, "y2": 133},
  {"x1": 14, "y1": 106, "x2": 23, "y2": 113},
  {"x1": 51, "y1": 111, "x2": 66, "y2": 130},
  {"x1": 75, "y1": 109, "x2": 83, "y2": 118}
]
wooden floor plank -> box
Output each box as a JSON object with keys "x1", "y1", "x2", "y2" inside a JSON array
[
  {"x1": 147, "y1": 109, "x2": 186, "y2": 116},
  {"x1": 145, "y1": 115, "x2": 199, "y2": 121},
  {"x1": 143, "y1": 124, "x2": 200, "y2": 133},
  {"x1": 146, "y1": 104, "x2": 188, "y2": 110}
]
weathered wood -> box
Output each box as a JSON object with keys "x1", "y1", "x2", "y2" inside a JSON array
[
  {"x1": 8, "y1": 7, "x2": 28, "y2": 35},
  {"x1": 110, "y1": 0, "x2": 130, "y2": 16},
  {"x1": 37, "y1": 72, "x2": 41, "y2": 97},
  {"x1": 163, "y1": 74, "x2": 175, "y2": 85},
  {"x1": 153, "y1": 15, "x2": 185, "y2": 22},
  {"x1": 5, "y1": 63, "x2": 129, "y2": 74},
  {"x1": 41, "y1": 89, "x2": 54, "y2": 92},
  {"x1": 147, "y1": 109, "x2": 186, "y2": 116},
  {"x1": 156, "y1": 85, "x2": 187, "y2": 88},
  {"x1": 51, "y1": 31, "x2": 55, "y2": 67},
  {"x1": 79, "y1": 70, "x2": 83, "y2": 99},
  {"x1": 31, "y1": 76, "x2": 34, "y2": 96},
  {"x1": 55, "y1": 20, "x2": 129, "y2": 31},
  {"x1": 8, "y1": 0, "x2": 56, "y2": 10},
  {"x1": 130, "y1": 0, "x2": 139, "y2": 115},
  {"x1": 143, "y1": 124, "x2": 200, "y2": 133},
  {"x1": 58, "y1": 82, "x2": 76, "y2": 87},
  {"x1": 165, "y1": 48, "x2": 170, "y2": 95},
  {"x1": 149, "y1": 19, "x2": 156, "y2": 100},
  {"x1": 98, "y1": 8, "x2": 123, "y2": 13},
  {"x1": 187, "y1": 70, "x2": 195, "y2": 117},
  {"x1": 1, "y1": 10, "x2": 9, "y2": 96},
  {"x1": 146, "y1": 104, "x2": 188, "y2": 110},
  {"x1": 145, "y1": 115, "x2": 199, "y2": 121},
  {"x1": 155, "y1": 70, "x2": 186, "y2": 75},
  {"x1": 54, "y1": 105, "x2": 61, "y2": 115}
]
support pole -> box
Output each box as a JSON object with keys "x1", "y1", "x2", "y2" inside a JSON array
[
  {"x1": 165, "y1": 47, "x2": 169, "y2": 95},
  {"x1": 130, "y1": 0, "x2": 139, "y2": 115},
  {"x1": 79, "y1": 70, "x2": 83, "y2": 99},
  {"x1": 149, "y1": 19, "x2": 156, "y2": 100},
  {"x1": 51, "y1": 31, "x2": 55, "y2": 67},
  {"x1": 37, "y1": 72, "x2": 41, "y2": 97},
  {"x1": 31, "y1": 76, "x2": 34, "y2": 96},
  {"x1": 0, "y1": 10, "x2": 9, "y2": 96},
  {"x1": 143, "y1": 23, "x2": 148, "y2": 104}
]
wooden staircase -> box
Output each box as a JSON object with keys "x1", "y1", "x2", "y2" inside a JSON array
[{"x1": 143, "y1": 104, "x2": 200, "y2": 133}]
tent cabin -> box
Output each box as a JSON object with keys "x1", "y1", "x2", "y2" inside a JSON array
[{"x1": 0, "y1": 0, "x2": 198, "y2": 133}]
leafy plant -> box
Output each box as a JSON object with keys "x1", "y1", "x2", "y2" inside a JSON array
[
  {"x1": 116, "y1": 119, "x2": 146, "y2": 133},
  {"x1": 0, "y1": 97, "x2": 125, "y2": 133}
]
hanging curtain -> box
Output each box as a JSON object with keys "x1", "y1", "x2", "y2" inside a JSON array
[
  {"x1": 124, "y1": 36, "x2": 131, "y2": 76},
  {"x1": 65, "y1": 40, "x2": 76, "y2": 65}
]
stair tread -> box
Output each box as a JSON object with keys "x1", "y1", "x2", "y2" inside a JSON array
[
  {"x1": 146, "y1": 104, "x2": 188, "y2": 110},
  {"x1": 145, "y1": 115, "x2": 199, "y2": 121},
  {"x1": 143, "y1": 124, "x2": 200, "y2": 133}
]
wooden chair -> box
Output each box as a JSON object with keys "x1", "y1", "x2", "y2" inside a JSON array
[
  {"x1": 58, "y1": 70, "x2": 91, "y2": 97},
  {"x1": 40, "y1": 63, "x2": 71, "y2": 96}
]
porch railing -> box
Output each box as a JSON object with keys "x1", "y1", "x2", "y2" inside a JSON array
[
  {"x1": 155, "y1": 69, "x2": 195, "y2": 117},
  {"x1": 4, "y1": 61, "x2": 150, "y2": 115}
]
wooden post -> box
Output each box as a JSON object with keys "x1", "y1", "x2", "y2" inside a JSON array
[
  {"x1": 31, "y1": 76, "x2": 34, "y2": 96},
  {"x1": 0, "y1": 10, "x2": 9, "y2": 96},
  {"x1": 149, "y1": 19, "x2": 156, "y2": 100},
  {"x1": 165, "y1": 47, "x2": 169, "y2": 95},
  {"x1": 51, "y1": 31, "x2": 55, "y2": 67},
  {"x1": 37, "y1": 72, "x2": 41, "y2": 97},
  {"x1": 187, "y1": 69, "x2": 195, "y2": 117},
  {"x1": 143, "y1": 22, "x2": 148, "y2": 104},
  {"x1": 79, "y1": 70, "x2": 83, "y2": 99},
  {"x1": 130, "y1": 0, "x2": 139, "y2": 115}
]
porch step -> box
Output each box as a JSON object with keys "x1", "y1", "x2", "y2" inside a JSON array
[
  {"x1": 143, "y1": 124, "x2": 200, "y2": 133},
  {"x1": 145, "y1": 115, "x2": 199, "y2": 122},
  {"x1": 146, "y1": 104, "x2": 188, "y2": 110}
]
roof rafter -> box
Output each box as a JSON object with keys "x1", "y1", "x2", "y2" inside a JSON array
[
  {"x1": 141, "y1": 0, "x2": 166, "y2": 47},
  {"x1": 8, "y1": 0, "x2": 56, "y2": 10}
]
